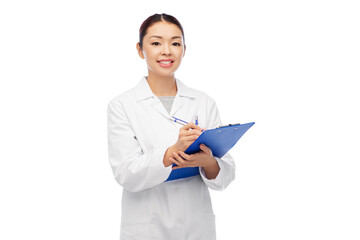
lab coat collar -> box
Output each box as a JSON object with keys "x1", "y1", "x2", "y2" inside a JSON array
[
  {"x1": 135, "y1": 76, "x2": 195, "y2": 118},
  {"x1": 135, "y1": 76, "x2": 196, "y2": 101}
]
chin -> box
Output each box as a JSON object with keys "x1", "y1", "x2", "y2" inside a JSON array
[
  {"x1": 156, "y1": 69, "x2": 178, "y2": 76},
  {"x1": 159, "y1": 72, "x2": 176, "y2": 77}
]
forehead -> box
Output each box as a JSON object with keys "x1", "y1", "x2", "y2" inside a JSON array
[{"x1": 145, "y1": 21, "x2": 182, "y2": 39}]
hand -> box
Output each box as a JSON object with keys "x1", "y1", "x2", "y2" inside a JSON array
[
  {"x1": 163, "y1": 122, "x2": 205, "y2": 167},
  {"x1": 173, "y1": 122, "x2": 205, "y2": 152},
  {"x1": 169, "y1": 144, "x2": 217, "y2": 170}
]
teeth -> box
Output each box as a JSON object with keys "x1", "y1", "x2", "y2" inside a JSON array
[{"x1": 159, "y1": 61, "x2": 172, "y2": 64}]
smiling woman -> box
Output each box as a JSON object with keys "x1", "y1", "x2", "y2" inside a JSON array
[
  {"x1": 107, "y1": 13, "x2": 235, "y2": 240},
  {"x1": 136, "y1": 15, "x2": 186, "y2": 96}
]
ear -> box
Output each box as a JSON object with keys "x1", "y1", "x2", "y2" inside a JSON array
[{"x1": 136, "y1": 42, "x2": 145, "y2": 59}]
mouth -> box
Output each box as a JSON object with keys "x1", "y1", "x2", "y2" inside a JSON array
[{"x1": 157, "y1": 59, "x2": 174, "y2": 68}]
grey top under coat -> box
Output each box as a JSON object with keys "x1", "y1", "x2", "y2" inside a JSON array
[{"x1": 158, "y1": 96, "x2": 175, "y2": 114}]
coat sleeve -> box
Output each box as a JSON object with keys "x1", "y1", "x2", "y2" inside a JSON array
[
  {"x1": 199, "y1": 97, "x2": 236, "y2": 191},
  {"x1": 107, "y1": 99, "x2": 172, "y2": 193}
]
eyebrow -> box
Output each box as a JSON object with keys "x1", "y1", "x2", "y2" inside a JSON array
[{"x1": 149, "y1": 35, "x2": 182, "y2": 40}]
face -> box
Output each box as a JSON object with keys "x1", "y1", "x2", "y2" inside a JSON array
[{"x1": 137, "y1": 21, "x2": 186, "y2": 78}]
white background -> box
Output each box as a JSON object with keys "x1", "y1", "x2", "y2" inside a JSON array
[{"x1": 1, "y1": 0, "x2": 359, "y2": 239}]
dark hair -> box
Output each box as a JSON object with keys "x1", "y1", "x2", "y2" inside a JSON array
[{"x1": 139, "y1": 13, "x2": 185, "y2": 50}]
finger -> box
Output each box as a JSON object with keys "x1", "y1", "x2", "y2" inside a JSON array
[
  {"x1": 183, "y1": 129, "x2": 202, "y2": 137},
  {"x1": 182, "y1": 135, "x2": 199, "y2": 143},
  {"x1": 172, "y1": 162, "x2": 197, "y2": 169},
  {"x1": 169, "y1": 157, "x2": 182, "y2": 166},
  {"x1": 182, "y1": 122, "x2": 203, "y2": 132},
  {"x1": 173, "y1": 162, "x2": 197, "y2": 169},
  {"x1": 179, "y1": 151, "x2": 194, "y2": 161},
  {"x1": 172, "y1": 152, "x2": 187, "y2": 165}
]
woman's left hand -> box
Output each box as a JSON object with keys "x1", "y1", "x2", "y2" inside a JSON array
[{"x1": 169, "y1": 144, "x2": 217, "y2": 169}]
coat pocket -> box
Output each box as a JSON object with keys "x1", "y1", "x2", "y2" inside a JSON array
[{"x1": 120, "y1": 215, "x2": 154, "y2": 240}]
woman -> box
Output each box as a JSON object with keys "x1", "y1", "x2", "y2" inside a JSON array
[{"x1": 107, "y1": 13, "x2": 235, "y2": 240}]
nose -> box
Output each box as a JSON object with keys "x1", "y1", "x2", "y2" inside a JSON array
[{"x1": 161, "y1": 43, "x2": 171, "y2": 55}]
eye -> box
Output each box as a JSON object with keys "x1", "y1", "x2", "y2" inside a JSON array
[
  {"x1": 173, "y1": 42, "x2": 181, "y2": 46},
  {"x1": 151, "y1": 42, "x2": 160, "y2": 46}
]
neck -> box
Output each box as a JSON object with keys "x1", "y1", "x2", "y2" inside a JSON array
[{"x1": 146, "y1": 72, "x2": 177, "y2": 97}]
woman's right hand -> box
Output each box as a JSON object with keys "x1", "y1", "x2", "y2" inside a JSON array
[
  {"x1": 173, "y1": 122, "x2": 204, "y2": 152},
  {"x1": 163, "y1": 122, "x2": 205, "y2": 167}
]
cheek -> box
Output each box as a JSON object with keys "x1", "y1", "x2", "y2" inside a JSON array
[
  {"x1": 176, "y1": 48, "x2": 185, "y2": 58},
  {"x1": 144, "y1": 55, "x2": 157, "y2": 67},
  {"x1": 171, "y1": 51, "x2": 183, "y2": 66},
  {"x1": 174, "y1": 47, "x2": 183, "y2": 55},
  {"x1": 143, "y1": 48, "x2": 157, "y2": 59}
]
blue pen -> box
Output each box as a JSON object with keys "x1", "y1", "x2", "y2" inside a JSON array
[
  {"x1": 170, "y1": 116, "x2": 199, "y2": 126},
  {"x1": 170, "y1": 116, "x2": 189, "y2": 125},
  {"x1": 170, "y1": 116, "x2": 204, "y2": 131}
]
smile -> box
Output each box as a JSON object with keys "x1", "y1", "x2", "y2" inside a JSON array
[{"x1": 157, "y1": 60, "x2": 174, "y2": 67}]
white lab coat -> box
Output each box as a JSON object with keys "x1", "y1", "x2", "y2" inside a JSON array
[{"x1": 107, "y1": 76, "x2": 235, "y2": 240}]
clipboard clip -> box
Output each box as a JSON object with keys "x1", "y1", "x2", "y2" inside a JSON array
[{"x1": 216, "y1": 123, "x2": 240, "y2": 129}]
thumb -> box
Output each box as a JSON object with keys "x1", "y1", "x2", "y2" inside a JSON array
[
  {"x1": 200, "y1": 144, "x2": 209, "y2": 153},
  {"x1": 200, "y1": 144, "x2": 213, "y2": 156}
]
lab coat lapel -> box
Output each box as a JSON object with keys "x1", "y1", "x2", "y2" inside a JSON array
[
  {"x1": 170, "y1": 95, "x2": 184, "y2": 116},
  {"x1": 150, "y1": 97, "x2": 171, "y2": 119},
  {"x1": 171, "y1": 78, "x2": 195, "y2": 116},
  {"x1": 135, "y1": 76, "x2": 170, "y2": 119}
]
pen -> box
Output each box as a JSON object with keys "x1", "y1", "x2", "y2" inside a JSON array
[
  {"x1": 170, "y1": 116, "x2": 204, "y2": 132},
  {"x1": 170, "y1": 116, "x2": 188, "y2": 125},
  {"x1": 169, "y1": 116, "x2": 200, "y2": 126}
]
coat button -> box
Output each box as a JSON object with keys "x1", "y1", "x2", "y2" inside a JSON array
[{"x1": 177, "y1": 217, "x2": 184, "y2": 224}]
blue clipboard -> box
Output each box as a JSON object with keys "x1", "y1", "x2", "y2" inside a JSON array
[{"x1": 165, "y1": 122, "x2": 255, "y2": 182}]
